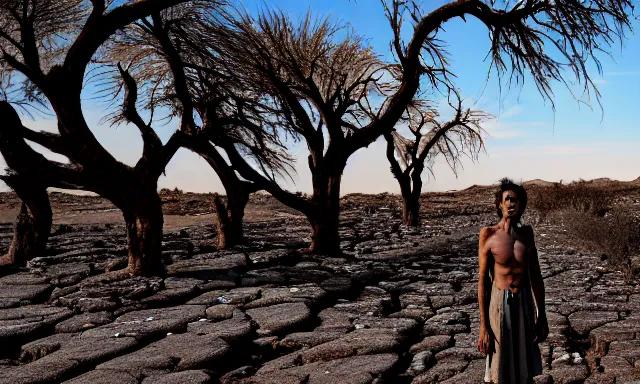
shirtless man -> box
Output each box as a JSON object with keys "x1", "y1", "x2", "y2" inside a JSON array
[{"x1": 477, "y1": 178, "x2": 548, "y2": 383}]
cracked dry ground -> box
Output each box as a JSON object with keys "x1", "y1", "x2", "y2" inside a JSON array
[{"x1": 0, "y1": 189, "x2": 639, "y2": 384}]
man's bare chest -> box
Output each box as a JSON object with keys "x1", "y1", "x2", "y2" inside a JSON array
[{"x1": 488, "y1": 230, "x2": 530, "y2": 266}]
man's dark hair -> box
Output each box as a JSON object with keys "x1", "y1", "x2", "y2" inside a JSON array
[{"x1": 494, "y1": 178, "x2": 527, "y2": 218}]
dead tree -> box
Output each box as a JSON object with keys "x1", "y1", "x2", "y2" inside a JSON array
[
  {"x1": 0, "y1": 102, "x2": 71, "y2": 266},
  {"x1": 0, "y1": 0, "x2": 224, "y2": 275},
  {"x1": 0, "y1": 172, "x2": 51, "y2": 266},
  {"x1": 384, "y1": 92, "x2": 487, "y2": 226},
  {"x1": 202, "y1": 0, "x2": 633, "y2": 254},
  {"x1": 98, "y1": 4, "x2": 295, "y2": 248}
]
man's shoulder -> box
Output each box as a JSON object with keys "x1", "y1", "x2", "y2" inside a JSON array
[{"x1": 479, "y1": 226, "x2": 497, "y2": 240}]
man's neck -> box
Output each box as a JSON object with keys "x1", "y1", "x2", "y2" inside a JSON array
[{"x1": 497, "y1": 217, "x2": 518, "y2": 233}]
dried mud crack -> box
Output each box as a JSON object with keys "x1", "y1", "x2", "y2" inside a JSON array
[{"x1": 0, "y1": 190, "x2": 639, "y2": 384}]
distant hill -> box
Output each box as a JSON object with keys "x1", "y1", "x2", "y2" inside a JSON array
[
  {"x1": 590, "y1": 177, "x2": 613, "y2": 185},
  {"x1": 522, "y1": 179, "x2": 555, "y2": 187}
]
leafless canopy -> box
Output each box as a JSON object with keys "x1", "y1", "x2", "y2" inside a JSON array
[
  {"x1": 0, "y1": 0, "x2": 87, "y2": 110},
  {"x1": 388, "y1": 90, "x2": 489, "y2": 181},
  {"x1": 97, "y1": 2, "x2": 295, "y2": 182},
  {"x1": 206, "y1": 9, "x2": 395, "y2": 154},
  {"x1": 386, "y1": 0, "x2": 636, "y2": 108}
]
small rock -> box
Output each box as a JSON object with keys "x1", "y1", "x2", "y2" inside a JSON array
[
  {"x1": 246, "y1": 302, "x2": 312, "y2": 336},
  {"x1": 206, "y1": 304, "x2": 235, "y2": 321},
  {"x1": 552, "y1": 353, "x2": 571, "y2": 367},
  {"x1": 405, "y1": 351, "x2": 434, "y2": 376}
]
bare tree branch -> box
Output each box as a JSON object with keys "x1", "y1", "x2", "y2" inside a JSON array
[
  {"x1": 116, "y1": 62, "x2": 163, "y2": 158},
  {"x1": 19, "y1": 125, "x2": 65, "y2": 153},
  {"x1": 0, "y1": 100, "x2": 84, "y2": 188},
  {"x1": 148, "y1": 11, "x2": 196, "y2": 134},
  {"x1": 62, "y1": 0, "x2": 200, "y2": 86}
]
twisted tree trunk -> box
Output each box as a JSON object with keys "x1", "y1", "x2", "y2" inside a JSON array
[
  {"x1": 385, "y1": 132, "x2": 424, "y2": 227},
  {"x1": 401, "y1": 193, "x2": 420, "y2": 227},
  {"x1": 120, "y1": 187, "x2": 165, "y2": 276},
  {"x1": 307, "y1": 204, "x2": 341, "y2": 254},
  {"x1": 183, "y1": 139, "x2": 257, "y2": 249},
  {"x1": 306, "y1": 162, "x2": 343, "y2": 254},
  {"x1": 0, "y1": 179, "x2": 52, "y2": 266},
  {"x1": 214, "y1": 190, "x2": 250, "y2": 249}
]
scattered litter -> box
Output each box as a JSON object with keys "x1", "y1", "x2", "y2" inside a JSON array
[
  {"x1": 114, "y1": 333, "x2": 122, "y2": 338},
  {"x1": 199, "y1": 318, "x2": 208, "y2": 322},
  {"x1": 570, "y1": 352, "x2": 583, "y2": 363},
  {"x1": 217, "y1": 296, "x2": 231, "y2": 304},
  {"x1": 554, "y1": 353, "x2": 571, "y2": 364},
  {"x1": 166, "y1": 332, "x2": 173, "y2": 336},
  {"x1": 354, "y1": 324, "x2": 365, "y2": 329},
  {"x1": 145, "y1": 316, "x2": 155, "y2": 322},
  {"x1": 324, "y1": 371, "x2": 330, "y2": 374},
  {"x1": 289, "y1": 288, "x2": 300, "y2": 293}
]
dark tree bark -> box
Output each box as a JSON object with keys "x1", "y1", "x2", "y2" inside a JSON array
[
  {"x1": 120, "y1": 188, "x2": 165, "y2": 276},
  {"x1": 5, "y1": 179, "x2": 53, "y2": 265},
  {"x1": 396, "y1": 172, "x2": 421, "y2": 227},
  {"x1": 3, "y1": 203, "x2": 36, "y2": 267},
  {"x1": 306, "y1": 162, "x2": 344, "y2": 254},
  {"x1": 401, "y1": 194, "x2": 420, "y2": 227},
  {"x1": 213, "y1": 191, "x2": 250, "y2": 249},
  {"x1": 308, "y1": 207, "x2": 341, "y2": 253},
  {"x1": 0, "y1": 175, "x2": 52, "y2": 266},
  {"x1": 212, "y1": 195, "x2": 232, "y2": 249},
  {"x1": 0, "y1": 104, "x2": 59, "y2": 266},
  {"x1": 2, "y1": 198, "x2": 51, "y2": 267}
]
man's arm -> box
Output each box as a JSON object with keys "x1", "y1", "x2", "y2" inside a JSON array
[
  {"x1": 477, "y1": 227, "x2": 492, "y2": 354},
  {"x1": 526, "y1": 225, "x2": 549, "y2": 342}
]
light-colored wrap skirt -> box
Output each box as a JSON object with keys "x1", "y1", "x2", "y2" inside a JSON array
[{"x1": 484, "y1": 280, "x2": 543, "y2": 383}]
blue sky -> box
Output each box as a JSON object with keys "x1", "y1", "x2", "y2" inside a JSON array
[{"x1": 2, "y1": 1, "x2": 639, "y2": 194}]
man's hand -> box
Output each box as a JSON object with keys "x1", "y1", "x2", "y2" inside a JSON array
[
  {"x1": 478, "y1": 326, "x2": 492, "y2": 355},
  {"x1": 534, "y1": 315, "x2": 549, "y2": 343}
]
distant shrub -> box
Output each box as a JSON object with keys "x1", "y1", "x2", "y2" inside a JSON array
[
  {"x1": 159, "y1": 187, "x2": 184, "y2": 196},
  {"x1": 564, "y1": 208, "x2": 640, "y2": 281},
  {"x1": 530, "y1": 181, "x2": 639, "y2": 281},
  {"x1": 530, "y1": 181, "x2": 613, "y2": 221}
]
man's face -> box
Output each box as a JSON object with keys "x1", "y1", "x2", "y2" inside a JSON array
[{"x1": 500, "y1": 190, "x2": 521, "y2": 218}]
